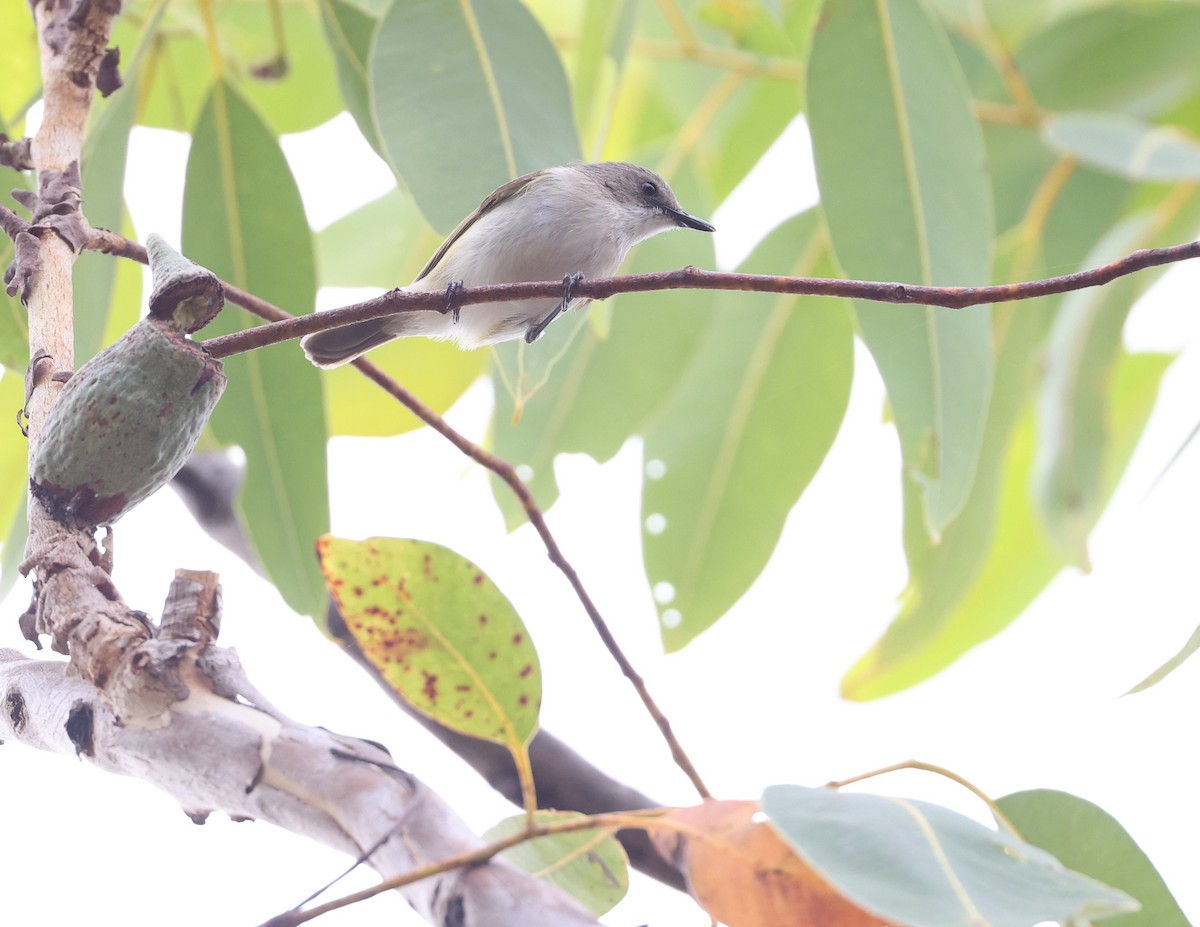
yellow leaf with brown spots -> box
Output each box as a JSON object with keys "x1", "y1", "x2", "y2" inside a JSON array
[{"x1": 317, "y1": 535, "x2": 541, "y2": 747}]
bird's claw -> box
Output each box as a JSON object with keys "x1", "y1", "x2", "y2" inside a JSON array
[
  {"x1": 445, "y1": 280, "x2": 465, "y2": 324},
  {"x1": 526, "y1": 273, "x2": 584, "y2": 344}
]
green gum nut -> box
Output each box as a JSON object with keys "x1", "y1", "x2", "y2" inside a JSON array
[{"x1": 30, "y1": 237, "x2": 227, "y2": 526}]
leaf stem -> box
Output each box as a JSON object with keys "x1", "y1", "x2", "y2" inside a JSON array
[{"x1": 826, "y1": 759, "x2": 1019, "y2": 835}]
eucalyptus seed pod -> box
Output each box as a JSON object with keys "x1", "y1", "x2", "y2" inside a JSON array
[{"x1": 30, "y1": 237, "x2": 226, "y2": 526}]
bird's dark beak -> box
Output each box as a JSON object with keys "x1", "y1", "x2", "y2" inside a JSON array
[{"x1": 666, "y1": 207, "x2": 716, "y2": 232}]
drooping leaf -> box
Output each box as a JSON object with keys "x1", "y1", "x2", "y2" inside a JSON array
[
  {"x1": 1035, "y1": 195, "x2": 1200, "y2": 568},
  {"x1": 1126, "y1": 621, "x2": 1200, "y2": 694},
  {"x1": 643, "y1": 210, "x2": 853, "y2": 650},
  {"x1": 317, "y1": 535, "x2": 542, "y2": 747},
  {"x1": 1017, "y1": 4, "x2": 1200, "y2": 119},
  {"x1": 484, "y1": 811, "x2": 628, "y2": 915},
  {"x1": 649, "y1": 799, "x2": 890, "y2": 927},
  {"x1": 316, "y1": 0, "x2": 384, "y2": 155},
  {"x1": 369, "y1": 0, "x2": 580, "y2": 232},
  {"x1": 999, "y1": 790, "x2": 1193, "y2": 927},
  {"x1": 183, "y1": 81, "x2": 329, "y2": 617},
  {"x1": 808, "y1": 0, "x2": 994, "y2": 537},
  {"x1": 762, "y1": 784, "x2": 1138, "y2": 927},
  {"x1": 845, "y1": 351, "x2": 1173, "y2": 698},
  {"x1": 1043, "y1": 112, "x2": 1200, "y2": 182},
  {"x1": 840, "y1": 165, "x2": 1130, "y2": 700}
]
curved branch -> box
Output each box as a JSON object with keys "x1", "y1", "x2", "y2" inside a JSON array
[{"x1": 181, "y1": 238, "x2": 1200, "y2": 359}]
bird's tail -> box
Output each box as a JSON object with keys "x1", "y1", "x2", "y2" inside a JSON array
[{"x1": 300, "y1": 316, "x2": 410, "y2": 368}]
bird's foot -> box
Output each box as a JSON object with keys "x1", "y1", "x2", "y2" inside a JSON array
[
  {"x1": 445, "y1": 280, "x2": 465, "y2": 324},
  {"x1": 525, "y1": 272, "x2": 584, "y2": 344}
]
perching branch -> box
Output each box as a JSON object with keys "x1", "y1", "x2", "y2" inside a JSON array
[
  {"x1": 191, "y1": 237, "x2": 1200, "y2": 359},
  {"x1": 82, "y1": 226, "x2": 715, "y2": 804}
]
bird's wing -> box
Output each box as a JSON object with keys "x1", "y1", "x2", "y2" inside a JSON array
[{"x1": 413, "y1": 170, "x2": 546, "y2": 283}]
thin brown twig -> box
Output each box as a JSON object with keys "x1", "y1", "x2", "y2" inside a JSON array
[
  {"x1": 86, "y1": 227, "x2": 714, "y2": 801},
  {"x1": 173, "y1": 237, "x2": 1200, "y2": 359},
  {"x1": 267, "y1": 810, "x2": 661, "y2": 926},
  {"x1": 827, "y1": 759, "x2": 1019, "y2": 836}
]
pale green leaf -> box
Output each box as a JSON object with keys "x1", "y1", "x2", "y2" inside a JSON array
[
  {"x1": 1043, "y1": 112, "x2": 1200, "y2": 182},
  {"x1": 1035, "y1": 197, "x2": 1200, "y2": 568},
  {"x1": 315, "y1": 187, "x2": 431, "y2": 289},
  {"x1": 484, "y1": 811, "x2": 628, "y2": 915},
  {"x1": 808, "y1": 0, "x2": 994, "y2": 537},
  {"x1": 1126, "y1": 622, "x2": 1200, "y2": 695},
  {"x1": 844, "y1": 351, "x2": 1172, "y2": 698},
  {"x1": 1017, "y1": 5, "x2": 1200, "y2": 118},
  {"x1": 316, "y1": 0, "x2": 384, "y2": 155},
  {"x1": 124, "y1": 0, "x2": 342, "y2": 134},
  {"x1": 644, "y1": 210, "x2": 853, "y2": 650},
  {"x1": 370, "y1": 0, "x2": 580, "y2": 232},
  {"x1": 183, "y1": 81, "x2": 329, "y2": 617},
  {"x1": 763, "y1": 784, "x2": 1138, "y2": 927},
  {"x1": 999, "y1": 790, "x2": 1193, "y2": 927},
  {"x1": 317, "y1": 535, "x2": 541, "y2": 746},
  {"x1": 839, "y1": 166, "x2": 1130, "y2": 700}
]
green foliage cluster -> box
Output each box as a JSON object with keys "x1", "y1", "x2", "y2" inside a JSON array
[
  {"x1": 3, "y1": 0, "x2": 1199, "y2": 692},
  {"x1": 4, "y1": 0, "x2": 1200, "y2": 922}
]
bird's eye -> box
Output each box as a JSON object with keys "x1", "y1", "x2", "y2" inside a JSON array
[{"x1": 641, "y1": 181, "x2": 657, "y2": 197}]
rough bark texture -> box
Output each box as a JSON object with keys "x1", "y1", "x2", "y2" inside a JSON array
[{"x1": 3, "y1": 1, "x2": 610, "y2": 923}]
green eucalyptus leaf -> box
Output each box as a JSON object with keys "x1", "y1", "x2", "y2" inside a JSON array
[
  {"x1": 808, "y1": 0, "x2": 994, "y2": 538},
  {"x1": 183, "y1": 81, "x2": 329, "y2": 617},
  {"x1": 484, "y1": 811, "x2": 628, "y2": 915},
  {"x1": 762, "y1": 784, "x2": 1138, "y2": 927},
  {"x1": 315, "y1": 187, "x2": 431, "y2": 289},
  {"x1": 999, "y1": 790, "x2": 1192, "y2": 927},
  {"x1": 369, "y1": 0, "x2": 580, "y2": 232},
  {"x1": 126, "y1": 0, "x2": 342, "y2": 134},
  {"x1": 1043, "y1": 112, "x2": 1200, "y2": 182},
  {"x1": 841, "y1": 165, "x2": 1129, "y2": 700},
  {"x1": 1017, "y1": 4, "x2": 1200, "y2": 118},
  {"x1": 1127, "y1": 621, "x2": 1200, "y2": 695},
  {"x1": 643, "y1": 210, "x2": 852, "y2": 650},
  {"x1": 845, "y1": 351, "x2": 1172, "y2": 698},
  {"x1": 317, "y1": 0, "x2": 384, "y2": 155},
  {"x1": 1035, "y1": 195, "x2": 1200, "y2": 568}
]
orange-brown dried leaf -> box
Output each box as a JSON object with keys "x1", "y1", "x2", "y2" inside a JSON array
[{"x1": 650, "y1": 800, "x2": 892, "y2": 927}]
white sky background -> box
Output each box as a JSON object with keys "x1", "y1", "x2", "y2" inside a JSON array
[{"x1": 2, "y1": 112, "x2": 1199, "y2": 926}]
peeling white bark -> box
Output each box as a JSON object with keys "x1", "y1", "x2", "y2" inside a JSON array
[{"x1": 0, "y1": 645, "x2": 600, "y2": 926}]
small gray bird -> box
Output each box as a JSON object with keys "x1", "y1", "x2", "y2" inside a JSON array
[{"x1": 300, "y1": 162, "x2": 715, "y2": 367}]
